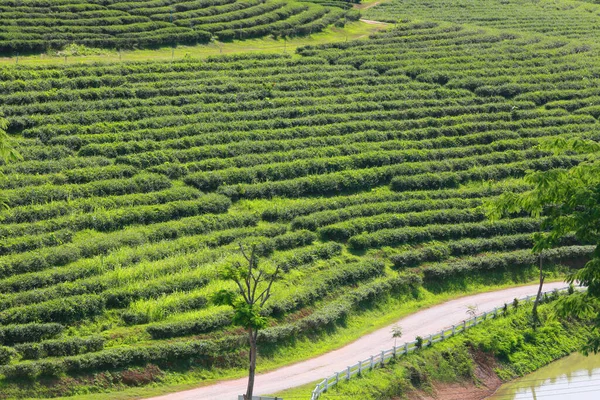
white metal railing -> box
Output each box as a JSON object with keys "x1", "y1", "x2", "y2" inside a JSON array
[{"x1": 310, "y1": 286, "x2": 576, "y2": 400}]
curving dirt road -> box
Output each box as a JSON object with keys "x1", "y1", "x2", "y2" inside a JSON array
[{"x1": 147, "y1": 281, "x2": 566, "y2": 400}]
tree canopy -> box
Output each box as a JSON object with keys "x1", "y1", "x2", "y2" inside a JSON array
[{"x1": 489, "y1": 137, "x2": 600, "y2": 352}]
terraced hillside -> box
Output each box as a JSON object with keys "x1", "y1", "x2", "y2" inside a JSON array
[
  {"x1": 365, "y1": 0, "x2": 600, "y2": 40},
  {"x1": 0, "y1": 0, "x2": 358, "y2": 54},
  {"x1": 0, "y1": 17, "x2": 597, "y2": 396}
]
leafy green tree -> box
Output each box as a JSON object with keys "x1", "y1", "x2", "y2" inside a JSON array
[
  {"x1": 213, "y1": 243, "x2": 281, "y2": 400},
  {"x1": 488, "y1": 137, "x2": 599, "y2": 349},
  {"x1": 0, "y1": 117, "x2": 21, "y2": 208}
]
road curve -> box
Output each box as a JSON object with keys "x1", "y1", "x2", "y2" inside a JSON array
[{"x1": 147, "y1": 281, "x2": 566, "y2": 400}]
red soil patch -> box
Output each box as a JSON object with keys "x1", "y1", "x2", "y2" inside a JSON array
[{"x1": 407, "y1": 350, "x2": 502, "y2": 400}]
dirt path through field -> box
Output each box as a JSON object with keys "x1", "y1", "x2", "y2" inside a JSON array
[
  {"x1": 355, "y1": 0, "x2": 384, "y2": 10},
  {"x1": 147, "y1": 281, "x2": 566, "y2": 400},
  {"x1": 360, "y1": 18, "x2": 389, "y2": 25}
]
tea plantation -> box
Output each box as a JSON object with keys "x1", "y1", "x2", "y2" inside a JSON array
[
  {"x1": 0, "y1": 0, "x2": 359, "y2": 53},
  {"x1": 0, "y1": 0, "x2": 598, "y2": 397}
]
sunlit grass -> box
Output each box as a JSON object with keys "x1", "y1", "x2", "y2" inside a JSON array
[{"x1": 0, "y1": 21, "x2": 387, "y2": 67}]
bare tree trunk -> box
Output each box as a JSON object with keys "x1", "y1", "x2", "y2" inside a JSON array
[
  {"x1": 245, "y1": 329, "x2": 257, "y2": 400},
  {"x1": 532, "y1": 254, "x2": 544, "y2": 328}
]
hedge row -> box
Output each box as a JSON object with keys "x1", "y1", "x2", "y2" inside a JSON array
[
  {"x1": 1, "y1": 340, "x2": 217, "y2": 379},
  {"x1": 0, "y1": 323, "x2": 64, "y2": 346},
  {"x1": 392, "y1": 234, "x2": 534, "y2": 269},
  {"x1": 0, "y1": 229, "x2": 314, "y2": 315},
  {"x1": 348, "y1": 218, "x2": 541, "y2": 250},
  {"x1": 216, "y1": 150, "x2": 553, "y2": 200},
  {"x1": 13, "y1": 97, "x2": 528, "y2": 134},
  {"x1": 0, "y1": 29, "x2": 211, "y2": 54},
  {"x1": 20, "y1": 101, "x2": 581, "y2": 143},
  {"x1": 255, "y1": 229, "x2": 317, "y2": 256},
  {"x1": 104, "y1": 274, "x2": 211, "y2": 310},
  {"x1": 0, "y1": 212, "x2": 259, "y2": 279},
  {"x1": 147, "y1": 259, "x2": 386, "y2": 339},
  {"x1": 319, "y1": 208, "x2": 486, "y2": 242},
  {"x1": 257, "y1": 272, "x2": 422, "y2": 344},
  {"x1": 135, "y1": 129, "x2": 528, "y2": 174},
  {"x1": 0, "y1": 229, "x2": 73, "y2": 257},
  {"x1": 0, "y1": 186, "x2": 201, "y2": 224},
  {"x1": 390, "y1": 233, "x2": 582, "y2": 269},
  {"x1": 146, "y1": 311, "x2": 233, "y2": 340},
  {"x1": 422, "y1": 245, "x2": 595, "y2": 280},
  {"x1": 4, "y1": 173, "x2": 171, "y2": 208},
  {"x1": 0, "y1": 221, "x2": 273, "y2": 297},
  {"x1": 272, "y1": 242, "x2": 343, "y2": 272},
  {"x1": 0, "y1": 164, "x2": 138, "y2": 190},
  {"x1": 390, "y1": 156, "x2": 582, "y2": 192},
  {"x1": 0, "y1": 295, "x2": 105, "y2": 325},
  {"x1": 291, "y1": 198, "x2": 483, "y2": 231},
  {"x1": 2, "y1": 194, "x2": 231, "y2": 238},
  {"x1": 261, "y1": 182, "x2": 529, "y2": 222},
  {"x1": 0, "y1": 156, "x2": 111, "y2": 176},
  {"x1": 265, "y1": 259, "x2": 385, "y2": 316},
  {"x1": 183, "y1": 143, "x2": 536, "y2": 191},
  {"x1": 15, "y1": 336, "x2": 104, "y2": 360}
]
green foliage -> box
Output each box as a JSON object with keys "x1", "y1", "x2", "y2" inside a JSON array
[
  {"x1": 0, "y1": 0, "x2": 353, "y2": 53},
  {"x1": 422, "y1": 246, "x2": 592, "y2": 281},
  {"x1": 15, "y1": 336, "x2": 104, "y2": 360},
  {"x1": 319, "y1": 302, "x2": 592, "y2": 400},
  {"x1": 0, "y1": 323, "x2": 64, "y2": 346},
  {"x1": 1, "y1": 12, "x2": 600, "y2": 395},
  {"x1": 0, "y1": 346, "x2": 16, "y2": 365},
  {"x1": 489, "y1": 138, "x2": 600, "y2": 351},
  {"x1": 213, "y1": 245, "x2": 280, "y2": 331},
  {"x1": 1, "y1": 340, "x2": 217, "y2": 379}
]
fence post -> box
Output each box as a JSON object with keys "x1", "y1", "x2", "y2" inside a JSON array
[{"x1": 306, "y1": 288, "x2": 574, "y2": 396}]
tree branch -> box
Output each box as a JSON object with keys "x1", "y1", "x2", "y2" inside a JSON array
[{"x1": 259, "y1": 266, "x2": 280, "y2": 307}]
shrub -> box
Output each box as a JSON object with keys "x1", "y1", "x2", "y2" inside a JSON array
[
  {"x1": 0, "y1": 346, "x2": 16, "y2": 365},
  {"x1": 15, "y1": 336, "x2": 104, "y2": 360},
  {"x1": 0, "y1": 323, "x2": 64, "y2": 346}
]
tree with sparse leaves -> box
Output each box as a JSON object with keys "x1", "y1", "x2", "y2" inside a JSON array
[
  {"x1": 488, "y1": 137, "x2": 600, "y2": 350},
  {"x1": 212, "y1": 243, "x2": 281, "y2": 400},
  {"x1": 466, "y1": 304, "x2": 478, "y2": 319},
  {"x1": 391, "y1": 325, "x2": 403, "y2": 347}
]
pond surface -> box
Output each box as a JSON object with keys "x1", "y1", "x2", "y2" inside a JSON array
[{"x1": 487, "y1": 352, "x2": 600, "y2": 400}]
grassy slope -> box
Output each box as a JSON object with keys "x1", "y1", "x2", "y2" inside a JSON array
[
  {"x1": 0, "y1": 20, "x2": 385, "y2": 67},
  {"x1": 275, "y1": 296, "x2": 591, "y2": 399},
  {"x1": 0, "y1": 0, "x2": 596, "y2": 397},
  {"x1": 42, "y1": 272, "x2": 565, "y2": 400}
]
